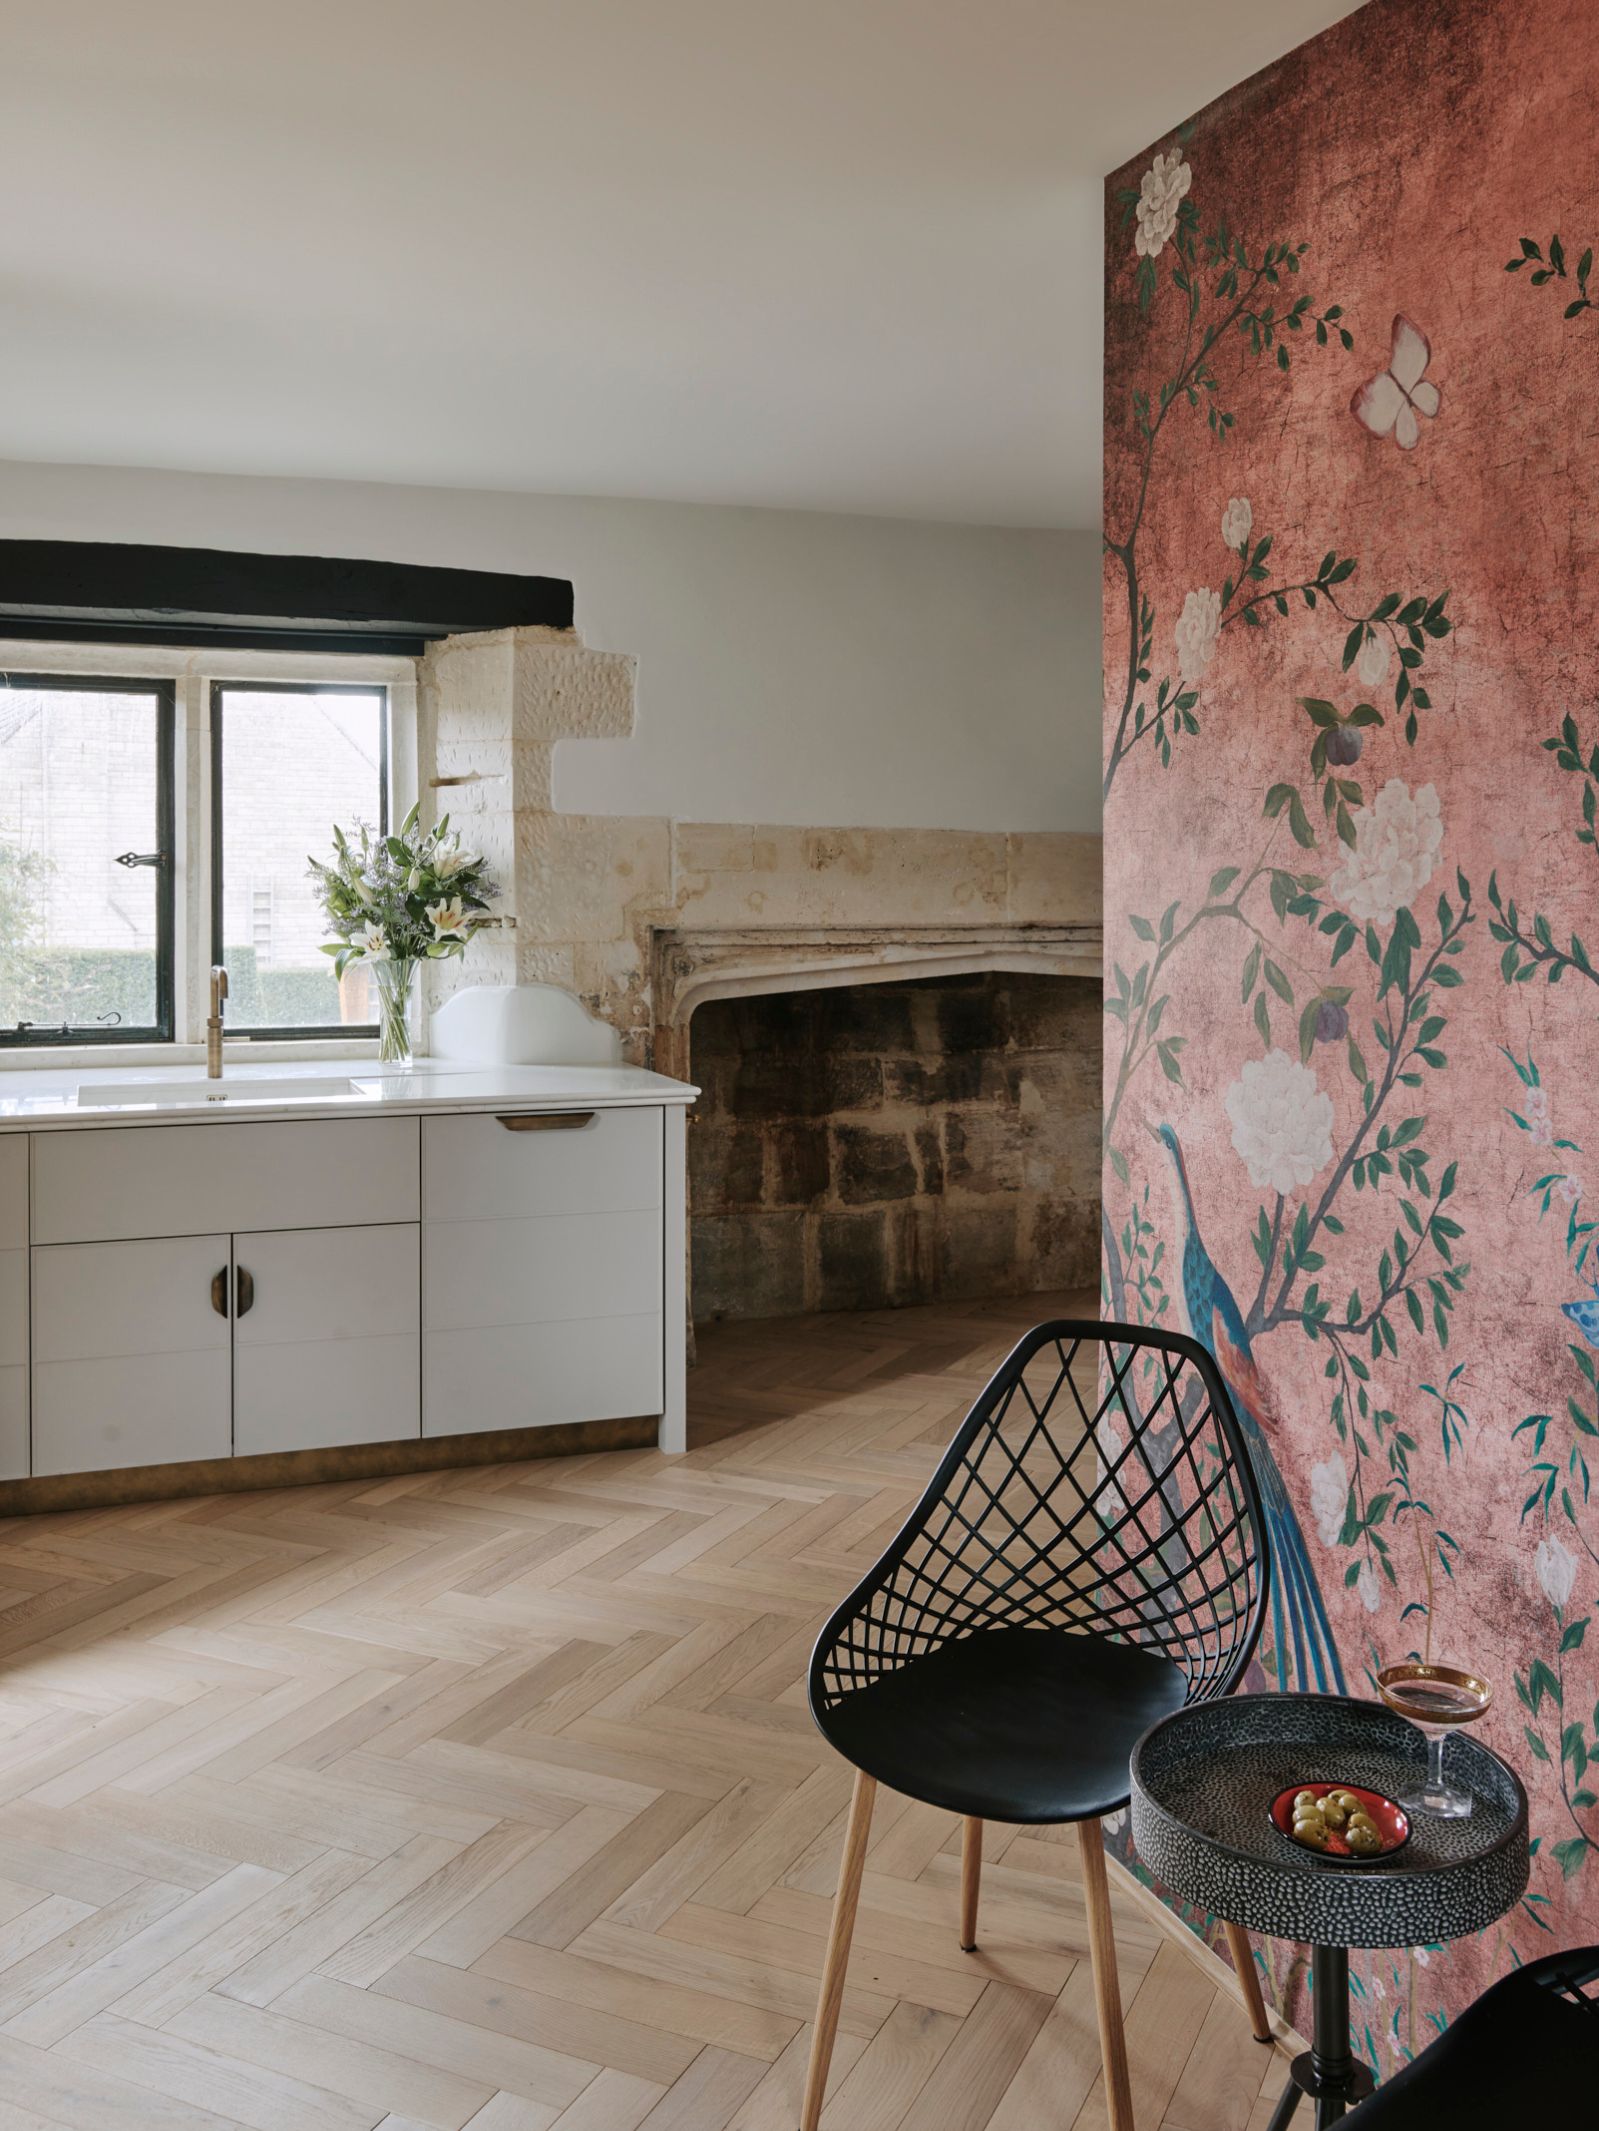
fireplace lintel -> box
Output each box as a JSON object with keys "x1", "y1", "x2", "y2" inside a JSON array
[{"x1": 651, "y1": 920, "x2": 1102, "y2": 1081}]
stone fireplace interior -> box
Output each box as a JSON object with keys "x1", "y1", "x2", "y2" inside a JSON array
[{"x1": 688, "y1": 969, "x2": 1099, "y2": 1322}]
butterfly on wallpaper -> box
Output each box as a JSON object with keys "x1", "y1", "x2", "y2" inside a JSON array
[
  {"x1": 1562, "y1": 1281, "x2": 1599, "y2": 1352},
  {"x1": 1351, "y1": 315, "x2": 1442, "y2": 450}
]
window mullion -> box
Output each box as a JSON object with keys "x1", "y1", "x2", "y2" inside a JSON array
[{"x1": 176, "y1": 672, "x2": 209, "y2": 1046}]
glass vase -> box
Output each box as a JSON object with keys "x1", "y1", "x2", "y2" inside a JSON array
[{"x1": 373, "y1": 957, "x2": 416, "y2": 1067}]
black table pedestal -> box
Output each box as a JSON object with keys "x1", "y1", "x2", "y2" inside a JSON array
[{"x1": 1265, "y1": 1948, "x2": 1376, "y2": 2129}]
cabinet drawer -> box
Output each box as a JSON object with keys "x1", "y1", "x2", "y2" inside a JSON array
[
  {"x1": 0, "y1": 1137, "x2": 25, "y2": 1252},
  {"x1": 31, "y1": 1236, "x2": 232, "y2": 1475},
  {"x1": 422, "y1": 1107, "x2": 661, "y2": 1224},
  {"x1": 32, "y1": 1118, "x2": 420, "y2": 1244},
  {"x1": 425, "y1": 1210, "x2": 659, "y2": 1332},
  {"x1": 424, "y1": 1314, "x2": 662, "y2": 1436},
  {"x1": 0, "y1": 1249, "x2": 25, "y2": 1368}
]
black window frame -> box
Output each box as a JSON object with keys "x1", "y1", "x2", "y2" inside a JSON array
[
  {"x1": 0, "y1": 671, "x2": 176, "y2": 1048},
  {"x1": 209, "y1": 678, "x2": 390, "y2": 1043}
]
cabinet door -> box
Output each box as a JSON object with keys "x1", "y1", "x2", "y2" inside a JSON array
[
  {"x1": 31, "y1": 1237, "x2": 232, "y2": 1475},
  {"x1": 0, "y1": 1248, "x2": 27, "y2": 1479},
  {"x1": 0, "y1": 1136, "x2": 26, "y2": 1251},
  {"x1": 421, "y1": 1110, "x2": 663, "y2": 1438},
  {"x1": 233, "y1": 1225, "x2": 419, "y2": 1457}
]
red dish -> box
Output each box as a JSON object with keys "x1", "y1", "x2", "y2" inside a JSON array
[{"x1": 1268, "y1": 1782, "x2": 1411, "y2": 1864}]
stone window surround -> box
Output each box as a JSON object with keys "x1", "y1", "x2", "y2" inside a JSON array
[{"x1": 0, "y1": 637, "x2": 420, "y2": 1071}]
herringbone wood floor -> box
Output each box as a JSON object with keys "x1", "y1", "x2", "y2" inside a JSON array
[{"x1": 0, "y1": 1289, "x2": 1294, "y2": 2131}]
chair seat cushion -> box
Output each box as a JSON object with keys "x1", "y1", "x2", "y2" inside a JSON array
[
  {"x1": 1344, "y1": 1952, "x2": 1599, "y2": 2127},
  {"x1": 818, "y1": 1624, "x2": 1188, "y2": 1824}
]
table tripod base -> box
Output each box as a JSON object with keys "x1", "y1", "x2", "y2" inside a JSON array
[{"x1": 1264, "y1": 1947, "x2": 1376, "y2": 2128}]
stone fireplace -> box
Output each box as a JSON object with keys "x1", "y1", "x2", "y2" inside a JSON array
[
  {"x1": 685, "y1": 968, "x2": 1099, "y2": 1321},
  {"x1": 418, "y1": 625, "x2": 1103, "y2": 1320}
]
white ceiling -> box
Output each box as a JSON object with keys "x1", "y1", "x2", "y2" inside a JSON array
[{"x1": 0, "y1": 1, "x2": 1363, "y2": 528}]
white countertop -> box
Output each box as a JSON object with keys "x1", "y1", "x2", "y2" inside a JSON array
[{"x1": 0, "y1": 1058, "x2": 698, "y2": 1133}]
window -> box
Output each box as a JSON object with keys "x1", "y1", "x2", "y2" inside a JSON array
[
  {"x1": 0, "y1": 653, "x2": 409, "y2": 1057},
  {"x1": 211, "y1": 683, "x2": 388, "y2": 1037},
  {"x1": 0, "y1": 675, "x2": 175, "y2": 1044}
]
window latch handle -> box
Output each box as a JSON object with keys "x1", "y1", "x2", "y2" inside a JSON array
[{"x1": 115, "y1": 850, "x2": 169, "y2": 869}]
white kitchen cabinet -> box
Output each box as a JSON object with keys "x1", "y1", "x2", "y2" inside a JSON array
[
  {"x1": 31, "y1": 1236, "x2": 233, "y2": 1475},
  {"x1": 234, "y1": 1225, "x2": 420, "y2": 1456},
  {"x1": 0, "y1": 1062, "x2": 693, "y2": 1489},
  {"x1": 421, "y1": 1110, "x2": 663, "y2": 1438}
]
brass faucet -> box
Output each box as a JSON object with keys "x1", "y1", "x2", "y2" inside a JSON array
[{"x1": 206, "y1": 965, "x2": 229, "y2": 1077}]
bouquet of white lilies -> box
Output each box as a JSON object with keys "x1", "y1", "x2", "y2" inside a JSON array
[{"x1": 309, "y1": 805, "x2": 497, "y2": 979}]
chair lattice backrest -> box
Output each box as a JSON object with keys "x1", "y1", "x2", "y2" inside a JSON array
[{"x1": 811, "y1": 1319, "x2": 1268, "y2": 1714}]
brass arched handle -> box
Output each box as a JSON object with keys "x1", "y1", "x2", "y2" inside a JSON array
[
  {"x1": 210, "y1": 1268, "x2": 230, "y2": 1318},
  {"x1": 236, "y1": 1267, "x2": 255, "y2": 1317},
  {"x1": 496, "y1": 1111, "x2": 595, "y2": 1132}
]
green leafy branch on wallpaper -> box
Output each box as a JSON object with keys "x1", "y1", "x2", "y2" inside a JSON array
[
  {"x1": 1245, "y1": 878, "x2": 1474, "y2": 1350},
  {"x1": 1221, "y1": 571, "x2": 1452, "y2": 745},
  {"x1": 1516, "y1": 1389, "x2": 1598, "y2": 1576},
  {"x1": 1101, "y1": 832, "x2": 1333, "y2": 1169},
  {"x1": 1239, "y1": 882, "x2": 1474, "y2": 1606},
  {"x1": 1486, "y1": 712, "x2": 1599, "y2": 987},
  {"x1": 1111, "y1": 592, "x2": 1201, "y2": 772},
  {"x1": 1506, "y1": 234, "x2": 1594, "y2": 323},
  {"x1": 1503, "y1": 1046, "x2": 1599, "y2": 1592},
  {"x1": 1503, "y1": 1048, "x2": 1592, "y2": 1277},
  {"x1": 1107, "y1": 530, "x2": 1454, "y2": 792},
  {"x1": 1104, "y1": 151, "x2": 1352, "y2": 801},
  {"x1": 1516, "y1": 1567, "x2": 1599, "y2": 1885}
]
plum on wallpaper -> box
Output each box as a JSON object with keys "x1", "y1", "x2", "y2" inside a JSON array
[{"x1": 1101, "y1": 0, "x2": 1599, "y2": 2070}]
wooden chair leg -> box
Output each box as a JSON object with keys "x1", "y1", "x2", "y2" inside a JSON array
[
  {"x1": 800, "y1": 1770, "x2": 876, "y2": 2131},
  {"x1": 1221, "y1": 1920, "x2": 1273, "y2": 2042},
  {"x1": 1077, "y1": 1817, "x2": 1135, "y2": 2131},
  {"x1": 959, "y1": 1816, "x2": 982, "y2": 1951}
]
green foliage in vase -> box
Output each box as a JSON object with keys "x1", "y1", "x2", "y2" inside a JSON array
[{"x1": 308, "y1": 804, "x2": 499, "y2": 978}]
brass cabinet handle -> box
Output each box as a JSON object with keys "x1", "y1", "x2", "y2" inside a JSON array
[
  {"x1": 211, "y1": 1268, "x2": 230, "y2": 1318},
  {"x1": 236, "y1": 1267, "x2": 255, "y2": 1316},
  {"x1": 496, "y1": 1111, "x2": 595, "y2": 1132}
]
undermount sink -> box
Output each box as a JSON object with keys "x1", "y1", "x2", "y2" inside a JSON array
[{"x1": 77, "y1": 1076, "x2": 379, "y2": 1110}]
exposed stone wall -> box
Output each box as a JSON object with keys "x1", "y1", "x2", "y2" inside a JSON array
[{"x1": 688, "y1": 972, "x2": 1100, "y2": 1322}]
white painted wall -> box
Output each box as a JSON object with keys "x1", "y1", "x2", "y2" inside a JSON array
[{"x1": 0, "y1": 461, "x2": 1100, "y2": 834}]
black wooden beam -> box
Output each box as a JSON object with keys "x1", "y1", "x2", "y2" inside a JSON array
[{"x1": 0, "y1": 540, "x2": 574, "y2": 656}]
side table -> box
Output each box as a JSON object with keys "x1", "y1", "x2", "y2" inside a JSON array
[{"x1": 1129, "y1": 1692, "x2": 1529, "y2": 2127}]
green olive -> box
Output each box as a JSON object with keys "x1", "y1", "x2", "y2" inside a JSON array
[
  {"x1": 1320, "y1": 1799, "x2": 1349, "y2": 1829},
  {"x1": 1294, "y1": 1790, "x2": 1318, "y2": 1811},
  {"x1": 1347, "y1": 1824, "x2": 1382, "y2": 1856},
  {"x1": 1348, "y1": 1812, "x2": 1378, "y2": 1837},
  {"x1": 1334, "y1": 1791, "x2": 1362, "y2": 1812},
  {"x1": 1293, "y1": 1822, "x2": 1329, "y2": 1851}
]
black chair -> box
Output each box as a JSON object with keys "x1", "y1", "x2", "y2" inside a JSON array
[
  {"x1": 800, "y1": 1319, "x2": 1270, "y2": 2131},
  {"x1": 1341, "y1": 1944, "x2": 1599, "y2": 2126}
]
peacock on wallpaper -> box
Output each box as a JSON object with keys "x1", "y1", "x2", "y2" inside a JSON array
[{"x1": 1100, "y1": 0, "x2": 1599, "y2": 2068}]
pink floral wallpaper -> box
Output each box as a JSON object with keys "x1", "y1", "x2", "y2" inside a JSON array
[{"x1": 1101, "y1": 0, "x2": 1599, "y2": 2062}]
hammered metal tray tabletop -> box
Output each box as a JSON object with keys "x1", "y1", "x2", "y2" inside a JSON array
[{"x1": 1129, "y1": 1692, "x2": 1528, "y2": 1948}]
